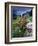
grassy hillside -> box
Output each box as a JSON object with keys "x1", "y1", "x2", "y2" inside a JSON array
[{"x1": 11, "y1": 15, "x2": 32, "y2": 38}]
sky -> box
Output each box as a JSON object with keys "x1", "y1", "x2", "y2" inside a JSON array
[{"x1": 11, "y1": 6, "x2": 32, "y2": 16}]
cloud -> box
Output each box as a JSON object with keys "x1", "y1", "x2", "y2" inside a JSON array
[{"x1": 11, "y1": 6, "x2": 32, "y2": 16}]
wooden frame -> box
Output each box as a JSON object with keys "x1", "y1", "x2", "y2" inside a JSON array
[{"x1": 5, "y1": 2, "x2": 37, "y2": 44}]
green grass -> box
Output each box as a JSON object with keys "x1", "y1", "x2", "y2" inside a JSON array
[{"x1": 11, "y1": 15, "x2": 32, "y2": 38}]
